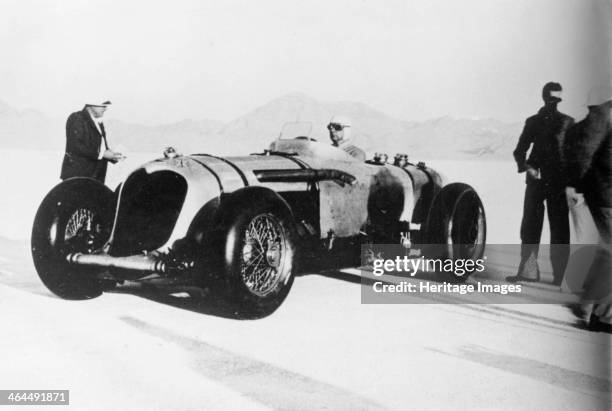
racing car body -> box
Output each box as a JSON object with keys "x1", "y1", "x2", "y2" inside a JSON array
[{"x1": 32, "y1": 132, "x2": 486, "y2": 315}]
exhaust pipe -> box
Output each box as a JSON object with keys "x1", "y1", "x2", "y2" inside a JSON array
[
  {"x1": 66, "y1": 253, "x2": 167, "y2": 274},
  {"x1": 253, "y1": 168, "x2": 356, "y2": 186}
]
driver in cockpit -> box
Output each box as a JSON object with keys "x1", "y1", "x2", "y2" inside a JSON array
[{"x1": 327, "y1": 115, "x2": 366, "y2": 161}]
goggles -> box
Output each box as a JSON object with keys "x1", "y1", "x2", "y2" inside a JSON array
[{"x1": 327, "y1": 123, "x2": 349, "y2": 131}]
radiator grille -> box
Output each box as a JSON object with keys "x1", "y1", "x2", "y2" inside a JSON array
[{"x1": 110, "y1": 170, "x2": 187, "y2": 256}]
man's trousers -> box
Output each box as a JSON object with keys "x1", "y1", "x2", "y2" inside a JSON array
[{"x1": 518, "y1": 179, "x2": 570, "y2": 283}]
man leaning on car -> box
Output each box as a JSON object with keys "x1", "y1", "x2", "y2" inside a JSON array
[{"x1": 60, "y1": 100, "x2": 124, "y2": 184}]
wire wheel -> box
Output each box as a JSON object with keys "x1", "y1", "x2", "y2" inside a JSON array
[
  {"x1": 31, "y1": 178, "x2": 114, "y2": 299},
  {"x1": 65, "y1": 208, "x2": 95, "y2": 240},
  {"x1": 240, "y1": 213, "x2": 289, "y2": 297},
  {"x1": 63, "y1": 208, "x2": 106, "y2": 254}
]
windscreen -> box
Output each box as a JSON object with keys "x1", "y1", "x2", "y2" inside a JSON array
[{"x1": 278, "y1": 121, "x2": 313, "y2": 140}]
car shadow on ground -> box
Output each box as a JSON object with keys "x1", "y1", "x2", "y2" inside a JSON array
[
  {"x1": 106, "y1": 267, "x2": 364, "y2": 320},
  {"x1": 109, "y1": 283, "x2": 260, "y2": 320},
  {"x1": 106, "y1": 267, "x2": 379, "y2": 320}
]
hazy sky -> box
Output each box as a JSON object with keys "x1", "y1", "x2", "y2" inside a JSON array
[{"x1": 1, "y1": 0, "x2": 610, "y2": 125}]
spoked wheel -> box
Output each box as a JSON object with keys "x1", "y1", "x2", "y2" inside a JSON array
[
  {"x1": 31, "y1": 178, "x2": 115, "y2": 299},
  {"x1": 425, "y1": 183, "x2": 486, "y2": 282},
  {"x1": 240, "y1": 213, "x2": 291, "y2": 298},
  {"x1": 218, "y1": 192, "x2": 297, "y2": 317},
  {"x1": 64, "y1": 209, "x2": 102, "y2": 252}
]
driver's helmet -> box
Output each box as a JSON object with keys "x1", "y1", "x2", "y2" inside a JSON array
[{"x1": 327, "y1": 115, "x2": 352, "y2": 141}]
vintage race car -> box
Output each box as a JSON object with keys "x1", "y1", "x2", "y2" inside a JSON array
[{"x1": 32, "y1": 126, "x2": 485, "y2": 315}]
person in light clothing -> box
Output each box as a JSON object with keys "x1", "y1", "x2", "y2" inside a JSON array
[{"x1": 327, "y1": 115, "x2": 366, "y2": 161}]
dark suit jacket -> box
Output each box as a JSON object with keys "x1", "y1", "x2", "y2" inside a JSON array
[
  {"x1": 60, "y1": 108, "x2": 109, "y2": 182},
  {"x1": 513, "y1": 106, "x2": 574, "y2": 187},
  {"x1": 565, "y1": 106, "x2": 612, "y2": 207}
]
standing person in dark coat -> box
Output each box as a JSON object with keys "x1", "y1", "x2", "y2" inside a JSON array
[
  {"x1": 565, "y1": 86, "x2": 612, "y2": 331},
  {"x1": 507, "y1": 82, "x2": 574, "y2": 285},
  {"x1": 60, "y1": 100, "x2": 124, "y2": 183}
]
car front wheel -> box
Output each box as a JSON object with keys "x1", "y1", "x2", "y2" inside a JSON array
[
  {"x1": 31, "y1": 178, "x2": 115, "y2": 299},
  {"x1": 220, "y1": 199, "x2": 297, "y2": 316}
]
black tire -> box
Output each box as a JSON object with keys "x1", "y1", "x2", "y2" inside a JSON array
[
  {"x1": 31, "y1": 178, "x2": 115, "y2": 299},
  {"x1": 424, "y1": 183, "x2": 486, "y2": 282},
  {"x1": 215, "y1": 194, "x2": 297, "y2": 316}
]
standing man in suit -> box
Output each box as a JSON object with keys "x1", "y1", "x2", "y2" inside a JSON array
[
  {"x1": 60, "y1": 100, "x2": 124, "y2": 183},
  {"x1": 507, "y1": 82, "x2": 574, "y2": 285}
]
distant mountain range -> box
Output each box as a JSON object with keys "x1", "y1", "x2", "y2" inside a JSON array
[{"x1": 0, "y1": 93, "x2": 522, "y2": 159}]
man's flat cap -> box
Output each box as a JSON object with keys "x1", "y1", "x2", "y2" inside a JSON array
[{"x1": 86, "y1": 100, "x2": 112, "y2": 107}]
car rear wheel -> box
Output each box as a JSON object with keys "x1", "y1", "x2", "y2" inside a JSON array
[
  {"x1": 31, "y1": 178, "x2": 115, "y2": 299},
  {"x1": 425, "y1": 183, "x2": 486, "y2": 282}
]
